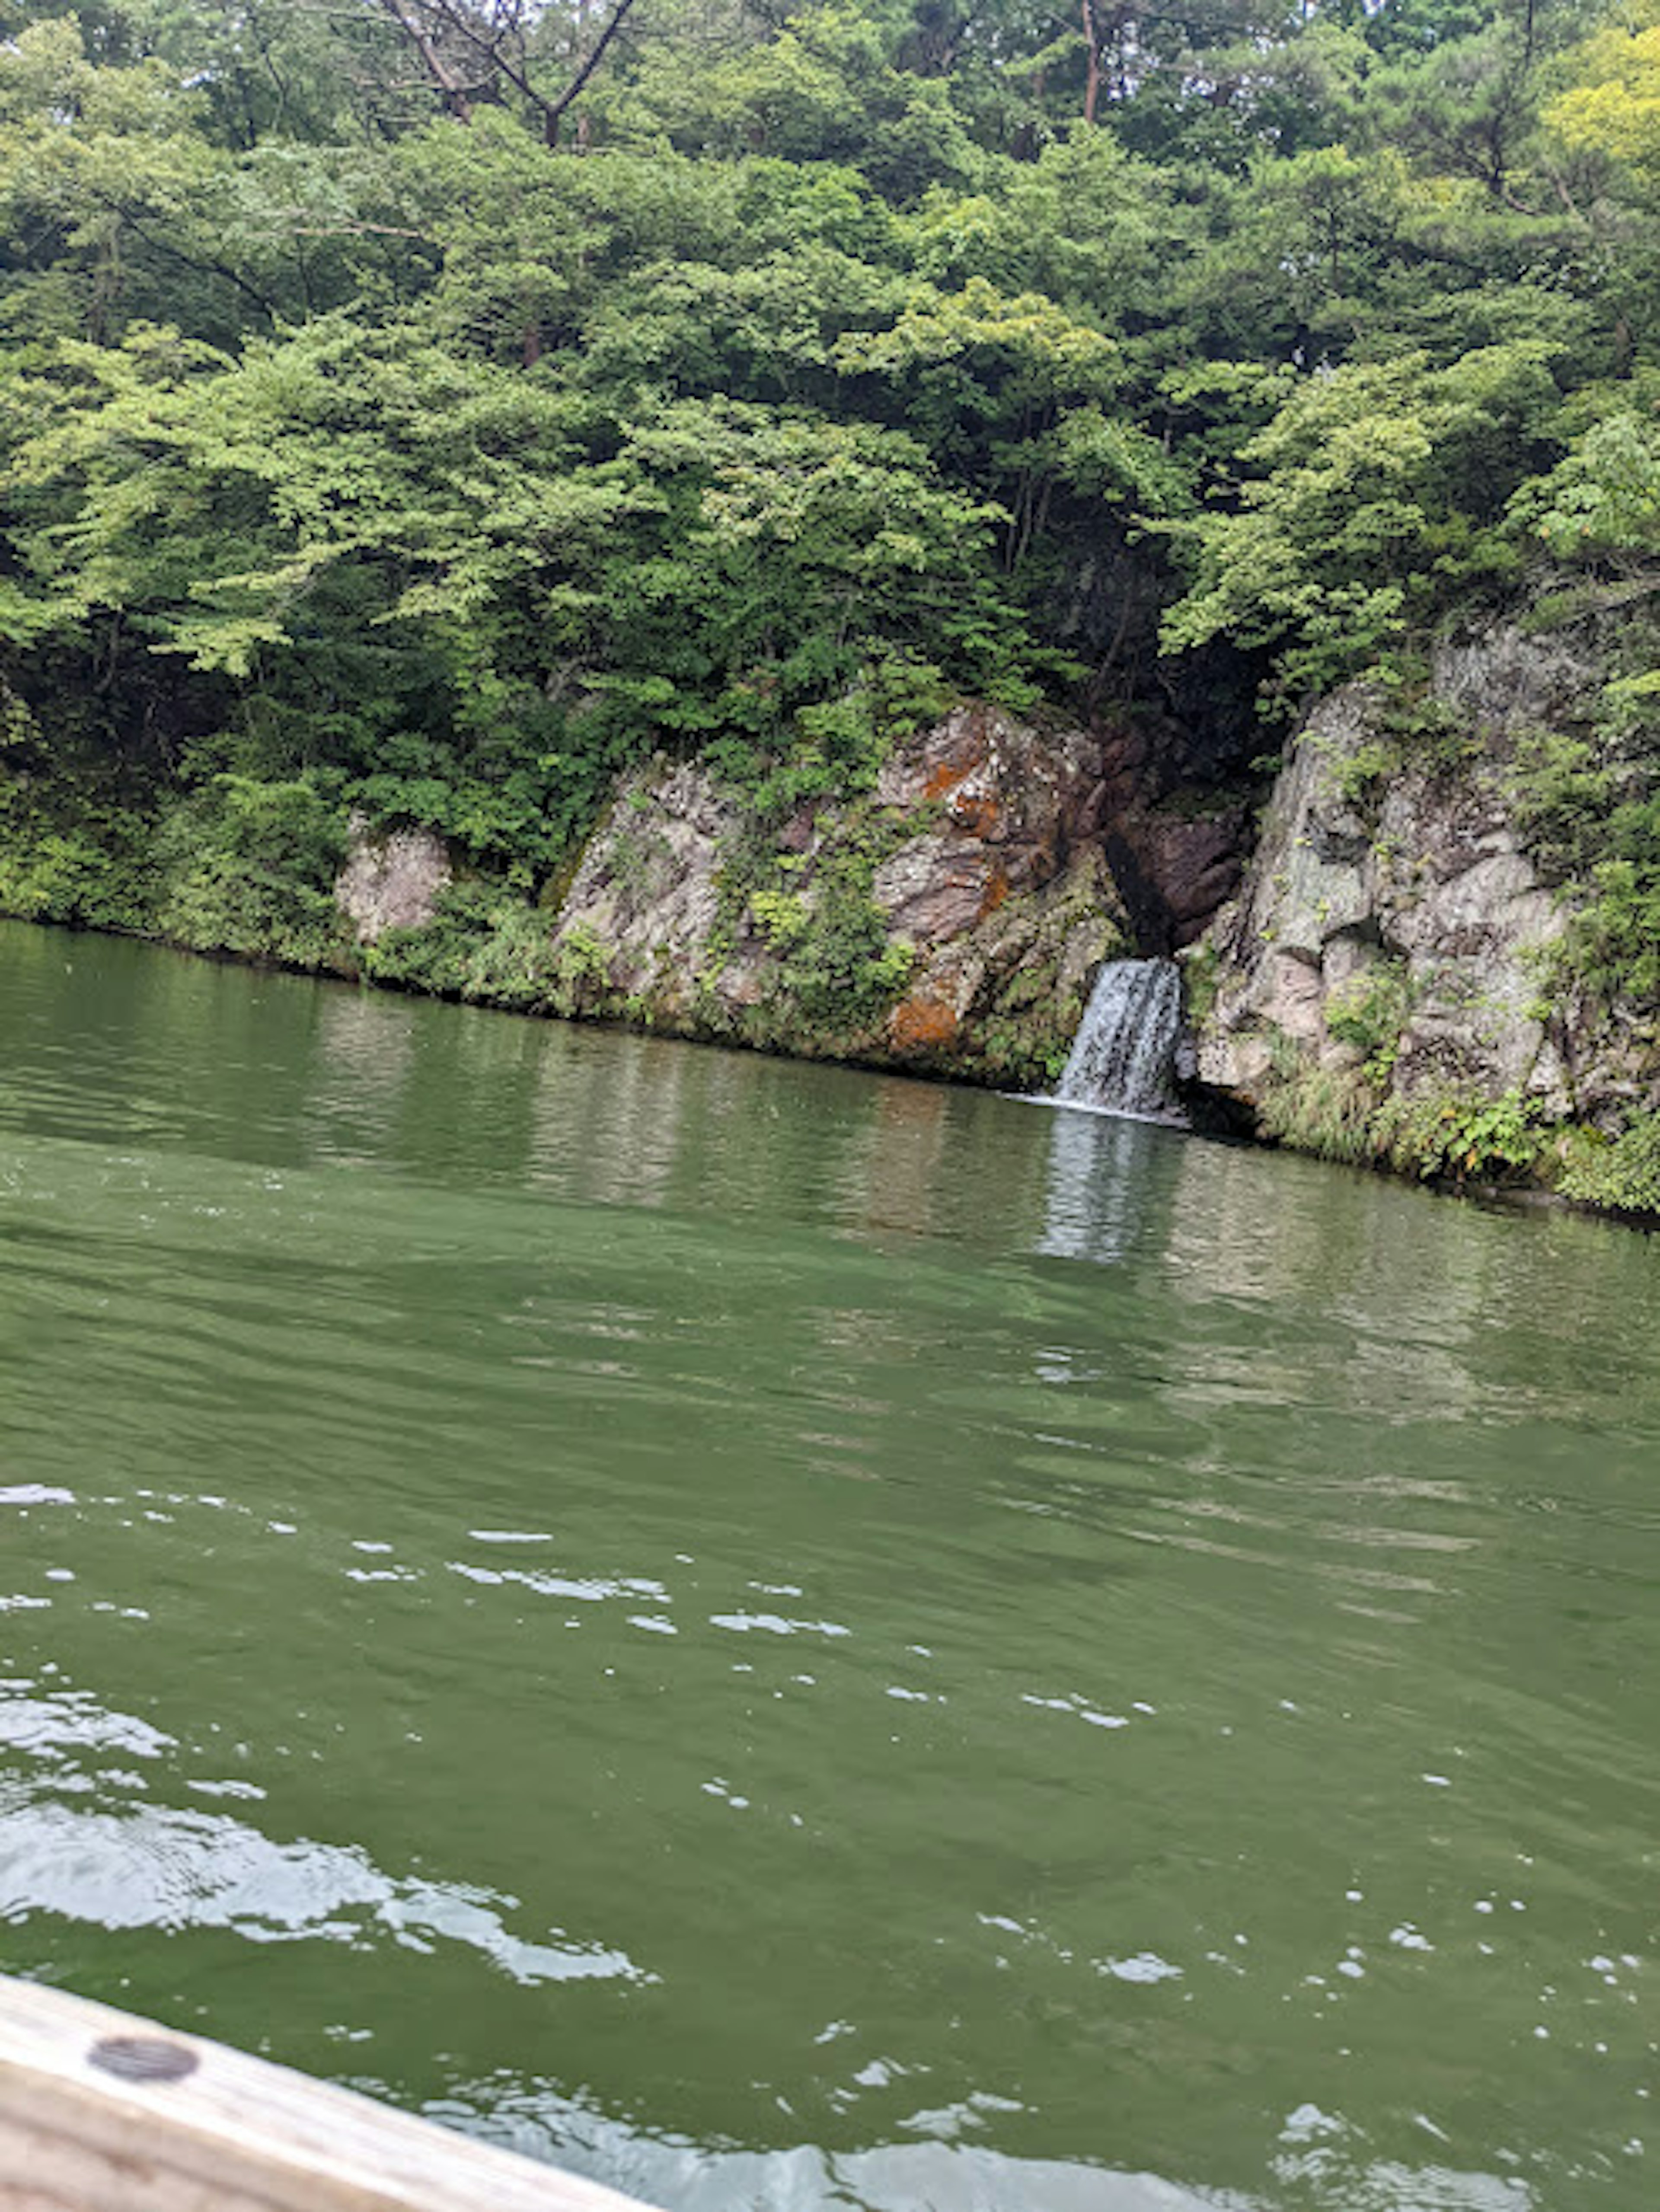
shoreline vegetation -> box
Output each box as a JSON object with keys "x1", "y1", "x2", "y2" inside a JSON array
[
  {"x1": 4, "y1": 891, "x2": 1653, "y2": 1233},
  {"x1": 2, "y1": 0, "x2": 1659, "y2": 1212}
]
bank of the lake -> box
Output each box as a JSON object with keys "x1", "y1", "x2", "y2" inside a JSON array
[
  {"x1": 10, "y1": 658, "x2": 1660, "y2": 1217},
  {"x1": 4, "y1": 918, "x2": 1660, "y2": 2212}
]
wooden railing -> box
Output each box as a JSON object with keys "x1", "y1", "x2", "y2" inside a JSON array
[{"x1": 0, "y1": 1976, "x2": 658, "y2": 2212}]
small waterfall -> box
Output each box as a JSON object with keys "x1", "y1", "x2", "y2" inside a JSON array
[{"x1": 1054, "y1": 958, "x2": 1188, "y2": 1122}]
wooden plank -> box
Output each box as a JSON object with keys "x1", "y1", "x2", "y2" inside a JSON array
[{"x1": 0, "y1": 1976, "x2": 658, "y2": 2212}]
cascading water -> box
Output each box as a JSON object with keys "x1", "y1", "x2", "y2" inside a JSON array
[{"x1": 1053, "y1": 957, "x2": 1188, "y2": 1122}]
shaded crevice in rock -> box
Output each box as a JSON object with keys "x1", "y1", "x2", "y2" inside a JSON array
[{"x1": 1093, "y1": 715, "x2": 1255, "y2": 950}]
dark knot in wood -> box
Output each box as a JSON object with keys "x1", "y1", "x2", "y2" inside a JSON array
[{"x1": 88, "y1": 2035, "x2": 200, "y2": 2084}]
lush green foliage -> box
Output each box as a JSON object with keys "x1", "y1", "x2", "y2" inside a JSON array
[
  {"x1": 1375, "y1": 1086, "x2": 1548, "y2": 1184},
  {"x1": 1559, "y1": 1110, "x2": 1660, "y2": 1212},
  {"x1": 1324, "y1": 958, "x2": 1412, "y2": 1079},
  {"x1": 1161, "y1": 345, "x2": 1559, "y2": 707},
  {"x1": 1, "y1": 0, "x2": 1659, "y2": 1158},
  {"x1": 1257, "y1": 1030, "x2": 1552, "y2": 1185}
]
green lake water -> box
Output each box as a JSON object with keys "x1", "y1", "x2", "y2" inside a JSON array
[{"x1": 3, "y1": 918, "x2": 1658, "y2": 2212}]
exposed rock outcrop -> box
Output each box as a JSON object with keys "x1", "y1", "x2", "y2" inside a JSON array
[
  {"x1": 336, "y1": 821, "x2": 451, "y2": 944},
  {"x1": 1192, "y1": 628, "x2": 1658, "y2": 1153},
  {"x1": 1095, "y1": 719, "x2": 1249, "y2": 948},
  {"x1": 547, "y1": 706, "x2": 1131, "y2": 1087}
]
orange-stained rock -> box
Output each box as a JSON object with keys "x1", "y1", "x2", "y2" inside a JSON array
[
  {"x1": 888, "y1": 993, "x2": 962, "y2": 1051},
  {"x1": 547, "y1": 702, "x2": 1137, "y2": 1087},
  {"x1": 977, "y1": 865, "x2": 1010, "y2": 921}
]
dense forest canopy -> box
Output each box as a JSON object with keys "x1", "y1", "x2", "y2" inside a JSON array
[{"x1": 0, "y1": 0, "x2": 1657, "y2": 999}]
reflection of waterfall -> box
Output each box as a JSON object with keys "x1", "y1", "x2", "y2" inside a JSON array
[
  {"x1": 1038, "y1": 1106, "x2": 1168, "y2": 1266},
  {"x1": 1055, "y1": 959, "x2": 1187, "y2": 1123}
]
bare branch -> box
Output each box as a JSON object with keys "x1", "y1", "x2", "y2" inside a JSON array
[
  {"x1": 374, "y1": 0, "x2": 474, "y2": 120},
  {"x1": 366, "y1": 0, "x2": 644, "y2": 144},
  {"x1": 545, "y1": 0, "x2": 642, "y2": 135}
]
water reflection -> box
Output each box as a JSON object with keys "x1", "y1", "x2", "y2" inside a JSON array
[
  {"x1": 1036, "y1": 1107, "x2": 1178, "y2": 1267},
  {"x1": 434, "y1": 2075, "x2": 1535, "y2": 2212},
  {"x1": 836, "y1": 1081, "x2": 952, "y2": 1239},
  {"x1": 304, "y1": 989, "x2": 417, "y2": 1166},
  {"x1": 1160, "y1": 1129, "x2": 1660, "y2": 1436},
  {"x1": 530, "y1": 1026, "x2": 690, "y2": 1210},
  {"x1": 0, "y1": 1671, "x2": 650, "y2": 1984},
  {"x1": 5, "y1": 922, "x2": 1660, "y2": 2212}
]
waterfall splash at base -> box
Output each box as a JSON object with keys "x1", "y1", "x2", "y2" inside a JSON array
[{"x1": 1052, "y1": 957, "x2": 1189, "y2": 1123}]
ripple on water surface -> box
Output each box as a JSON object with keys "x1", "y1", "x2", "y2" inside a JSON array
[{"x1": 3, "y1": 922, "x2": 1660, "y2": 2212}]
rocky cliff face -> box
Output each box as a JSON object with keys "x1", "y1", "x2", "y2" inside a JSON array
[
  {"x1": 1191, "y1": 628, "x2": 1658, "y2": 1173},
  {"x1": 326, "y1": 702, "x2": 1254, "y2": 1089},
  {"x1": 324, "y1": 645, "x2": 1660, "y2": 1195},
  {"x1": 544, "y1": 706, "x2": 1131, "y2": 1088},
  {"x1": 336, "y1": 821, "x2": 451, "y2": 943}
]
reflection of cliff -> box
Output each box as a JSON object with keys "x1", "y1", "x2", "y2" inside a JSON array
[
  {"x1": 836, "y1": 1080, "x2": 952, "y2": 1239},
  {"x1": 1159, "y1": 1134, "x2": 1497, "y2": 1432},
  {"x1": 304, "y1": 988, "x2": 417, "y2": 1167},
  {"x1": 528, "y1": 1026, "x2": 916, "y2": 1234},
  {"x1": 303, "y1": 978, "x2": 558, "y2": 1189},
  {"x1": 1158, "y1": 1125, "x2": 1660, "y2": 1436},
  {"x1": 529, "y1": 1025, "x2": 692, "y2": 1213}
]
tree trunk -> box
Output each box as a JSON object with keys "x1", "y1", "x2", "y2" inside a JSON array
[{"x1": 1080, "y1": 0, "x2": 1103, "y2": 124}]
